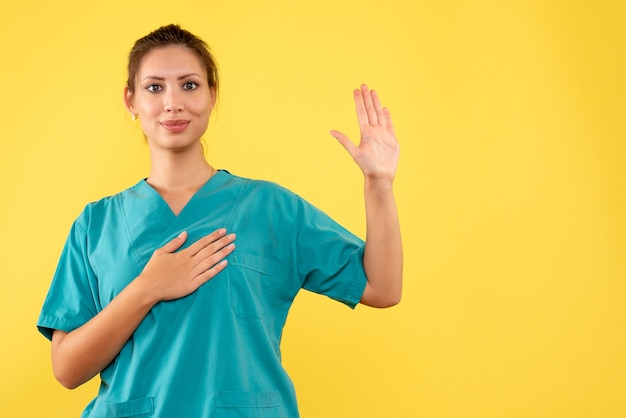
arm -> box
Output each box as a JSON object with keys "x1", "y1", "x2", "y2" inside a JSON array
[
  {"x1": 51, "y1": 229, "x2": 236, "y2": 389},
  {"x1": 331, "y1": 85, "x2": 403, "y2": 308}
]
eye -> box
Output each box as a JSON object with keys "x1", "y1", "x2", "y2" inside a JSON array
[
  {"x1": 183, "y1": 81, "x2": 198, "y2": 90},
  {"x1": 146, "y1": 84, "x2": 162, "y2": 93}
]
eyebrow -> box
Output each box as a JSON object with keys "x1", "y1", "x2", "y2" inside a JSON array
[{"x1": 141, "y1": 73, "x2": 202, "y2": 81}]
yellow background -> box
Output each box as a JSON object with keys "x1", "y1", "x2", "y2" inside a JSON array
[{"x1": 1, "y1": 0, "x2": 625, "y2": 417}]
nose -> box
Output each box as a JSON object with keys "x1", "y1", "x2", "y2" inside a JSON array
[{"x1": 163, "y1": 89, "x2": 184, "y2": 112}]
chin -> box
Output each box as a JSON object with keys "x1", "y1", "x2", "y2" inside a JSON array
[{"x1": 148, "y1": 136, "x2": 201, "y2": 152}]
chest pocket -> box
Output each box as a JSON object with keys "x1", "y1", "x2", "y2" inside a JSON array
[{"x1": 229, "y1": 253, "x2": 276, "y2": 319}]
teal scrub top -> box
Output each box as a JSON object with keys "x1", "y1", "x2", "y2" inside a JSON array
[{"x1": 38, "y1": 171, "x2": 367, "y2": 418}]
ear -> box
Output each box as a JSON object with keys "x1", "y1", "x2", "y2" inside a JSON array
[
  {"x1": 123, "y1": 86, "x2": 135, "y2": 114},
  {"x1": 209, "y1": 87, "x2": 217, "y2": 111}
]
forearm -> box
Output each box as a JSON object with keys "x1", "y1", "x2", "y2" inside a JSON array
[
  {"x1": 361, "y1": 177, "x2": 403, "y2": 307},
  {"x1": 51, "y1": 275, "x2": 157, "y2": 389}
]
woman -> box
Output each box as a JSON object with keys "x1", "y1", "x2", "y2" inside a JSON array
[{"x1": 38, "y1": 24, "x2": 402, "y2": 417}]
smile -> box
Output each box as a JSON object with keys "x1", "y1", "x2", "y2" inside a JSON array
[{"x1": 160, "y1": 120, "x2": 190, "y2": 133}]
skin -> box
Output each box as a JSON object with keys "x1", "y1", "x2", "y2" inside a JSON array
[
  {"x1": 331, "y1": 86, "x2": 403, "y2": 308},
  {"x1": 51, "y1": 45, "x2": 402, "y2": 389}
]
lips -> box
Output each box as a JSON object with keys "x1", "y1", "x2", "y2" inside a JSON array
[{"x1": 160, "y1": 120, "x2": 190, "y2": 133}]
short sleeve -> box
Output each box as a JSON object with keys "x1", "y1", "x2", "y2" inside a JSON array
[
  {"x1": 37, "y1": 210, "x2": 101, "y2": 341},
  {"x1": 293, "y1": 195, "x2": 368, "y2": 309}
]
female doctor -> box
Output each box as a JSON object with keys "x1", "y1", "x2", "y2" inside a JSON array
[{"x1": 38, "y1": 24, "x2": 402, "y2": 417}]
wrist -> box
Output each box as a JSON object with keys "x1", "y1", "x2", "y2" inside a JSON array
[
  {"x1": 128, "y1": 274, "x2": 161, "y2": 309},
  {"x1": 364, "y1": 175, "x2": 394, "y2": 191}
]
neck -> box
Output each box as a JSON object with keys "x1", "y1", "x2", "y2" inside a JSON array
[{"x1": 146, "y1": 145, "x2": 214, "y2": 192}]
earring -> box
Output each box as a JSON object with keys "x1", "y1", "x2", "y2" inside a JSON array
[{"x1": 131, "y1": 113, "x2": 138, "y2": 121}]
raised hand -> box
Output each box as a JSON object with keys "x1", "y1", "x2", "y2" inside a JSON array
[
  {"x1": 330, "y1": 84, "x2": 400, "y2": 184},
  {"x1": 139, "y1": 229, "x2": 236, "y2": 302}
]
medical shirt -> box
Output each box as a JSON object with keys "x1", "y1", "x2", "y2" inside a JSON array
[{"x1": 37, "y1": 170, "x2": 367, "y2": 418}]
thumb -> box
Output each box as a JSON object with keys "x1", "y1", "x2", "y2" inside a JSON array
[
  {"x1": 330, "y1": 130, "x2": 358, "y2": 159},
  {"x1": 159, "y1": 231, "x2": 188, "y2": 253}
]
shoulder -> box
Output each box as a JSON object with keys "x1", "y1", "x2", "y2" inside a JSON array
[
  {"x1": 221, "y1": 171, "x2": 299, "y2": 201},
  {"x1": 221, "y1": 171, "x2": 329, "y2": 222},
  {"x1": 74, "y1": 180, "x2": 144, "y2": 230}
]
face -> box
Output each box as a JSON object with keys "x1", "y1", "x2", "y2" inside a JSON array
[{"x1": 124, "y1": 45, "x2": 216, "y2": 152}]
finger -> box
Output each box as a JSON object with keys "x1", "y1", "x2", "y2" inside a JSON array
[
  {"x1": 159, "y1": 231, "x2": 188, "y2": 253},
  {"x1": 360, "y1": 84, "x2": 379, "y2": 126},
  {"x1": 186, "y1": 228, "x2": 227, "y2": 256},
  {"x1": 193, "y1": 242, "x2": 236, "y2": 276},
  {"x1": 192, "y1": 258, "x2": 230, "y2": 286},
  {"x1": 353, "y1": 88, "x2": 369, "y2": 129},
  {"x1": 383, "y1": 107, "x2": 396, "y2": 137},
  {"x1": 330, "y1": 130, "x2": 358, "y2": 159},
  {"x1": 371, "y1": 90, "x2": 387, "y2": 129},
  {"x1": 193, "y1": 233, "x2": 236, "y2": 264}
]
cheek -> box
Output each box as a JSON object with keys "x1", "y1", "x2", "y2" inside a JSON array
[
  {"x1": 190, "y1": 97, "x2": 211, "y2": 114},
  {"x1": 195, "y1": 113, "x2": 210, "y2": 133},
  {"x1": 137, "y1": 100, "x2": 159, "y2": 115},
  {"x1": 190, "y1": 103, "x2": 212, "y2": 128},
  {"x1": 132, "y1": 92, "x2": 158, "y2": 114}
]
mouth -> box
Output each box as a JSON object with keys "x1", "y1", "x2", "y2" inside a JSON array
[{"x1": 160, "y1": 120, "x2": 190, "y2": 133}]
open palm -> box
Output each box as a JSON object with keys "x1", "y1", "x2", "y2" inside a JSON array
[{"x1": 331, "y1": 84, "x2": 399, "y2": 183}]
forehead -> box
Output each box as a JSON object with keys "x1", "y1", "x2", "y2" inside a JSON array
[{"x1": 138, "y1": 45, "x2": 206, "y2": 79}]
